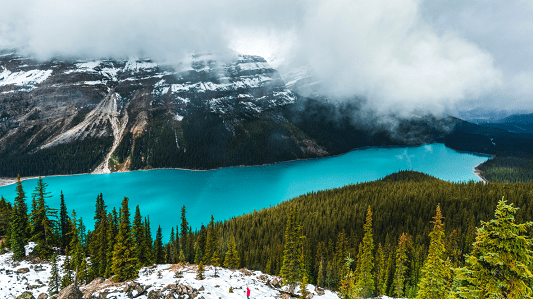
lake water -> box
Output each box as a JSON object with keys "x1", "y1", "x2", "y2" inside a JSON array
[{"x1": 0, "y1": 143, "x2": 489, "y2": 239}]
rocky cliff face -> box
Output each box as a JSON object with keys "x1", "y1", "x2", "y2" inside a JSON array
[
  {"x1": 0, "y1": 51, "x2": 329, "y2": 176},
  {"x1": 1, "y1": 50, "x2": 513, "y2": 177}
]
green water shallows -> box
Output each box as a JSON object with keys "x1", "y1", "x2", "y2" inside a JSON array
[{"x1": 0, "y1": 143, "x2": 488, "y2": 238}]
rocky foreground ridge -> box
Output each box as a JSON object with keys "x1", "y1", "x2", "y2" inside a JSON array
[{"x1": 1, "y1": 244, "x2": 342, "y2": 299}]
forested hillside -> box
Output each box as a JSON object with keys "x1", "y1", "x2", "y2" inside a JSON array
[{"x1": 1, "y1": 171, "x2": 533, "y2": 298}]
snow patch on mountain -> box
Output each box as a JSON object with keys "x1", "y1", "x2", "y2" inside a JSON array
[{"x1": 0, "y1": 68, "x2": 53, "y2": 89}]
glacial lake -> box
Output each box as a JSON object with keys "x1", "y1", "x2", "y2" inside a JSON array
[{"x1": 0, "y1": 143, "x2": 489, "y2": 239}]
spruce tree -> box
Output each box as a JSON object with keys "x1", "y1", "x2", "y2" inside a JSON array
[
  {"x1": 194, "y1": 247, "x2": 203, "y2": 265},
  {"x1": 104, "y1": 211, "x2": 116, "y2": 278},
  {"x1": 143, "y1": 216, "x2": 154, "y2": 265},
  {"x1": 111, "y1": 197, "x2": 139, "y2": 282},
  {"x1": 196, "y1": 261, "x2": 205, "y2": 280},
  {"x1": 376, "y1": 244, "x2": 387, "y2": 296},
  {"x1": 61, "y1": 253, "x2": 73, "y2": 288},
  {"x1": 355, "y1": 206, "x2": 375, "y2": 297},
  {"x1": 48, "y1": 253, "x2": 61, "y2": 295},
  {"x1": 9, "y1": 206, "x2": 25, "y2": 260},
  {"x1": 29, "y1": 177, "x2": 57, "y2": 258},
  {"x1": 59, "y1": 191, "x2": 71, "y2": 250},
  {"x1": 453, "y1": 199, "x2": 533, "y2": 298},
  {"x1": 90, "y1": 193, "x2": 108, "y2": 278},
  {"x1": 224, "y1": 236, "x2": 240, "y2": 268},
  {"x1": 180, "y1": 206, "x2": 188, "y2": 261},
  {"x1": 204, "y1": 215, "x2": 217, "y2": 265},
  {"x1": 14, "y1": 175, "x2": 30, "y2": 241},
  {"x1": 416, "y1": 206, "x2": 451, "y2": 299},
  {"x1": 154, "y1": 225, "x2": 164, "y2": 264},
  {"x1": 132, "y1": 205, "x2": 144, "y2": 266},
  {"x1": 212, "y1": 249, "x2": 220, "y2": 277},
  {"x1": 393, "y1": 233, "x2": 410, "y2": 298},
  {"x1": 280, "y1": 206, "x2": 304, "y2": 287},
  {"x1": 169, "y1": 227, "x2": 176, "y2": 263}
]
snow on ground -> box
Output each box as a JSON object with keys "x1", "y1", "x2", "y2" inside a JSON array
[
  {"x1": 0, "y1": 243, "x2": 341, "y2": 299},
  {"x1": 0, "y1": 243, "x2": 55, "y2": 299}
]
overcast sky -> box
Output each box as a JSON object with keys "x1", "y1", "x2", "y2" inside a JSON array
[{"x1": 1, "y1": 0, "x2": 531, "y2": 116}]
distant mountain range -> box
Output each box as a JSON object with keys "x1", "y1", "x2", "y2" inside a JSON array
[{"x1": 1, "y1": 50, "x2": 532, "y2": 177}]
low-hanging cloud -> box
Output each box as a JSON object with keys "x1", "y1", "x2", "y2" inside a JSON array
[{"x1": 0, "y1": 0, "x2": 528, "y2": 117}]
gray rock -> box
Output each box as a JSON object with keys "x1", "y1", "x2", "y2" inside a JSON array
[
  {"x1": 16, "y1": 268, "x2": 30, "y2": 274},
  {"x1": 147, "y1": 290, "x2": 162, "y2": 299},
  {"x1": 37, "y1": 293, "x2": 48, "y2": 299},
  {"x1": 198, "y1": 286, "x2": 204, "y2": 292},
  {"x1": 314, "y1": 286, "x2": 325, "y2": 296},
  {"x1": 270, "y1": 278, "x2": 281, "y2": 288},
  {"x1": 55, "y1": 284, "x2": 83, "y2": 299}
]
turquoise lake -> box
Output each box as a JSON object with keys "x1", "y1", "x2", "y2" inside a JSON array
[{"x1": 0, "y1": 143, "x2": 489, "y2": 239}]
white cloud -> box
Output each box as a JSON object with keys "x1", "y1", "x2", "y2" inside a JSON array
[{"x1": 0, "y1": 0, "x2": 529, "y2": 116}]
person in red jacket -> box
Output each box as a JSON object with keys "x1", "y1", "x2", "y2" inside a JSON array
[{"x1": 246, "y1": 286, "x2": 250, "y2": 299}]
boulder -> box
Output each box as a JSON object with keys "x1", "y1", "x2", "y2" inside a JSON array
[
  {"x1": 124, "y1": 282, "x2": 145, "y2": 298},
  {"x1": 270, "y1": 278, "x2": 281, "y2": 288},
  {"x1": 147, "y1": 290, "x2": 162, "y2": 299},
  {"x1": 90, "y1": 277, "x2": 105, "y2": 285},
  {"x1": 37, "y1": 294, "x2": 48, "y2": 299},
  {"x1": 15, "y1": 292, "x2": 35, "y2": 299},
  {"x1": 199, "y1": 286, "x2": 204, "y2": 291},
  {"x1": 56, "y1": 284, "x2": 83, "y2": 299},
  {"x1": 314, "y1": 286, "x2": 325, "y2": 296},
  {"x1": 17, "y1": 268, "x2": 30, "y2": 274},
  {"x1": 280, "y1": 294, "x2": 291, "y2": 299}
]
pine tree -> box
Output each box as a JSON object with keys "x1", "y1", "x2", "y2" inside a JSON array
[
  {"x1": 90, "y1": 193, "x2": 108, "y2": 278},
  {"x1": 132, "y1": 205, "x2": 144, "y2": 266},
  {"x1": 104, "y1": 210, "x2": 117, "y2": 278},
  {"x1": 194, "y1": 247, "x2": 203, "y2": 265},
  {"x1": 179, "y1": 250, "x2": 186, "y2": 264},
  {"x1": 180, "y1": 206, "x2": 188, "y2": 261},
  {"x1": 355, "y1": 206, "x2": 375, "y2": 297},
  {"x1": 111, "y1": 197, "x2": 139, "y2": 282},
  {"x1": 29, "y1": 177, "x2": 58, "y2": 258},
  {"x1": 143, "y1": 216, "x2": 154, "y2": 265},
  {"x1": 196, "y1": 261, "x2": 205, "y2": 280},
  {"x1": 453, "y1": 198, "x2": 533, "y2": 298},
  {"x1": 212, "y1": 249, "x2": 220, "y2": 277},
  {"x1": 416, "y1": 206, "x2": 451, "y2": 299},
  {"x1": 9, "y1": 205, "x2": 25, "y2": 260},
  {"x1": 317, "y1": 259, "x2": 325, "y2": 288},
  {"x1": 204, "y1": 215, "x2": 217, "y2": 264},
  {"x1": 48, "y1": 253, "x2": 61, "y2": 295},
  {"x1": 280, "y1": 206, "x2": 305, "y2": 287},
  {"x1": 393, "y1": 233, "x2": 410, "y2": 298},
  {"x1": 61, "y1": 253, "x2": 73, "y2": 288},
  {"x1": 14, "y1": 175, "x2": 30, "y2": 241},
  {"x1": 376, "y1": 244, "x2": 387, "y2": 296},
  {"x1": 224, "y1": 236, "x2": 240, "y2": 268},
  {"x1": 59, "y1": 191, "x2": 71, "y2": 250},
  {"x1": 169, "y1": 227, "x2": 176, "y2": 263},
  {"x1": 154, "y1": 225, "x2": 164, "y2": 264}
]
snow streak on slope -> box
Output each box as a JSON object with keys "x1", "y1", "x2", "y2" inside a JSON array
[{"x1": 0, "y1": 68, "x2": 52, "y2": 91}]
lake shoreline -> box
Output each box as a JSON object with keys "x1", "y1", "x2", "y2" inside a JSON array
[{"x1": 0, "y1": 143, "x2": 492, "y2": 188}]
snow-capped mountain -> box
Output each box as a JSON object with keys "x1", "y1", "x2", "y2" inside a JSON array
[{"x1": 0, "y1": 50, "x2": 323, "y2": 176}]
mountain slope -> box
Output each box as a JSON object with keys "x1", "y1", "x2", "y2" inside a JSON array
[{"x1": 1, "y1": 50, "x2": 533, "y2": 177}]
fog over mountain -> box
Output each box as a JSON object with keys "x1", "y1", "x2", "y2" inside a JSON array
[{"x1": 1, "y1": 0, "x2": 531, "y2": 116}]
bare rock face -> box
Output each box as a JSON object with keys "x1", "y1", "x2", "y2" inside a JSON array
[{"x1": 55, "y1": 284, "x2": 83, "y2": 299}]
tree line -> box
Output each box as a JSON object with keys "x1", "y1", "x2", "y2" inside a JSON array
[{"x1": 1, "y1": 170, "x2": 533, "y2": 298}]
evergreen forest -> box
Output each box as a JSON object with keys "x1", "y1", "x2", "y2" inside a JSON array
[{"x1": 1, "y1": 170, "x2": 533, "y2": 298}]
